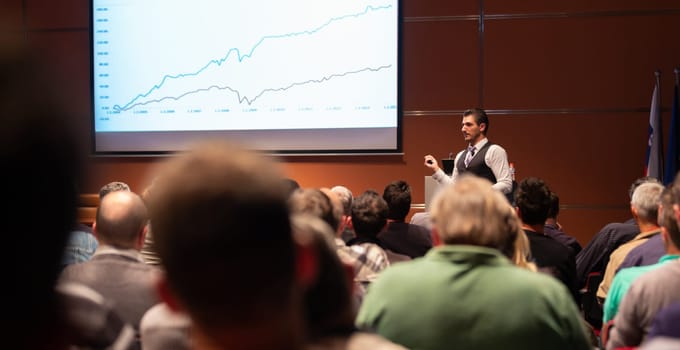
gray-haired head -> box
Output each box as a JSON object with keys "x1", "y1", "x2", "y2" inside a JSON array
[
  {"x1": 629, "y1": 176, "x2": 661, "y2": 199},
  {"x1": 631, "y1": 182, "x2": 664, "y2": 223},
  {"x1": 99, "y1": 181, "x2": 131, "y2": 199},
  {"x1": 331, "y1": 185, "x2": 353, "y2": 216}
]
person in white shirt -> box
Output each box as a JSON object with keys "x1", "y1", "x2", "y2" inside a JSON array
[{"x1": 424, "y1": 108, "x2": 513, "y2": 196}]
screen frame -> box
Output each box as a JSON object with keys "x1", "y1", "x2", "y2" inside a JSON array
[{"x1": 89, "y1": 1, "x2": 403, "y2": 156}]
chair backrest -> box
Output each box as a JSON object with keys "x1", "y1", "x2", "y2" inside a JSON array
[
  {"x1": 77, "y1": 194, "x2": 100, "y2": 225},
  {"x1": 581, "y1": 271, "x2": 604, "y2": 330},
  {"x1": 600, "y1": 319, "x2": 615, "y2": 348}
]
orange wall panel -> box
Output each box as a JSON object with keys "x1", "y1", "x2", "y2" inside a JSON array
[
  {"x1": 15, "y1": 0, "x2": 680, "y2": 244},
  {"x1": 490, "y1": 113, "x2": 647, "y2": 205},
  {"x1": 1, "y1": 0, "x2": 24, "y2": 31},
  {"x1": 484, "y1": 15, "x2": 680, "y2": 109},
  {"x1": 403, "y1": 0, "x2": 477, "y2": 17},
  {"x1": 402, "y1": 20, "x2": 480, "y2": 110},
  {"x1": 25, "y1": 0, "x2": 88, "y2": 29},
  {"x1": 486, "y1": 0, "x2": 680, "y2": 14}
]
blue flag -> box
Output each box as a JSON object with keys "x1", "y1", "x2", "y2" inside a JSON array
[
  {"x1": 645, "y1": 76, "x2": 663, "y2": 181},
  {"x1": 664, "y1": 69, "x2": 680, "y2": 185}
]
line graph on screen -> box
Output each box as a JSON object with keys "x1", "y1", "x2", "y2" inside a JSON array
[{"x1": 93, "y1": 0, "x2": 399, "y2": 133}]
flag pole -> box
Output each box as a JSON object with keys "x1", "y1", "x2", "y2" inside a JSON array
[
  {"x1": 665, "y1": 69, "x2": 680, "y2": 184},
  {"x1": 656, "y1": 70, "x2": 663, "y2": 180},
  {"x1": 647, "y1": 70, "x2": 664, "y2": 180},
  {"x1": 655, "y1": 69, "x2": 661, "y2": 99}
]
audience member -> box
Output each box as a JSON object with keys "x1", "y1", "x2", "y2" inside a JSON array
[
  {"x1": 59, "y1": 190, "x2": 160, "y2": 345},
  {"x1": 606, "y1": 176, "x2": 680, "y2": 349},
  {"x1": 512, "y1": 227, "x2": 538, "y2": 272},
  {"x1": 62, "y1": 223, "x2": 99, "y2": 269},
  {"x1": 99, "y1": 181, "x2": 131, "y2": 198},
  {"x1": 544, "y1": 191, "x2": 582, "y2": 257},
  {"x1": 603, "y1": 188, "x2": 680, "y2": 324},
  {"x1": 347, "y1": 190, "x2": 407, "y2": 269},
  {"x1": 597, "y1": 182, "x2": 664, "y2": 301},
  {"x1": 0, "y1": 35, "x2": 136, "y2": 349},
  {"x1": 617, "y1": 233, "x2": 665, "y2": 273},
  {"x1": 331, "y1": 185, "x2": 356, "y2": 243},
  {"x1": 639, "y1": 337, "x2": 680, "y2": 350},
  {"x1": 62, "y1": 181, "x2": 132, "y2": 270},
  {"x1": 577, "y1": 176, "x2": 662, "y2": 288},
  {"x1": 515, "y1": 177, "x2": 578, "y2": 302},
  {"x1": 58, "y1": 282, "x2": 137, "y2": 349},
  {"x1": 577, "y1": 176, "x2": 662, "y2": 330},
  {"x1": 140, "y1": 302, "x2": 191, "y2": 350},
  {"x1": 146, "y1": 140, "x2": 309, "y2": 350},
  {"x1": 289, "y1": 187, "x2": 368, "y2": 304},
  {"x1": 606, "y1": 175, "x2": 680, "y2": 349},
  {"x1": 284, "y1": 178, "x2": 301, "y2": 197},
  {"x1": 292, "y1": 214, "x2": 407, "y2": 350},
  {"x1": 646, "y1": 302, "x2": 680, "y2": 340},
  {"x1": 355, "y1": 175, "x2": 592, "y2": 350},
  {"x1": 378, "y1": 180, "x2": 433, "y2": 258}
]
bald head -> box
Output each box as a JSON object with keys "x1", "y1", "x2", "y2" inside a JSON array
[{"x1": 94, "y1": 190, "x2": 148, "y2": 248}]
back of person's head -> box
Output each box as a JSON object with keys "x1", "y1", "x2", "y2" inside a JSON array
[
  {"x1": 284, "y1": 178, "x2": 301, "y2": 198},
  {"x1": 515, "y1": 177, "x2": 551, "y2": 226},
  {"x1": 291, "y1": 214, "x2": 355, "y2": 341},
  {"x1": 463, "y1": 108, "x2": 489, "y2": 134},
  {"x1": 330, "y1": 185, "x2": 353, "y2": 216},
  {"x1": 288, "y1": 188, "x2": 341, "y2": 234},
  {"x1": 146, "y1": 141, "x2": 295, "y2": 330},
  {"x1": 94, "y1": 191, "x2": 148, "y2": 249},
  {"x1": 430, "y1": 175, "x2": 517, "y2": 255},
  {"x1": 382, "y1": 180, "x2": 411, "y2": 221},
  {"x1": 1, "y1": 35, "x2": 84, "y2": 347},
  {"x1": 659, "y1": 188, "x2": 680, "y2": 249},
  {"x1": 631, "y1": 182, "x2": 664, "y2": 223},
  {"x1": 629, "y1": 176, "x2": 662, "y2": 199},
  {"x1": 99, "y1": 181, "x2": 131, "y2": 199},
  {"x1": 547, "y1": 191, "x2": 560, "y2": 220},
  {"x1": 351, "y1": 190, "x2": 389, "y2": 238}
]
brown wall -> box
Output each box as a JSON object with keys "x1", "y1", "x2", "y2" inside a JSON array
[{"x1": 5, "y1": 0, "x2": 680, "y2": 246}]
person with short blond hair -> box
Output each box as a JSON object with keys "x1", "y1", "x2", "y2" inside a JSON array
[{"x1": 356, "y1": 175, "x2": 591, "y2": 350}]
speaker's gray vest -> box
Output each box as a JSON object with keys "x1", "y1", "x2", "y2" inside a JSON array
[{"x1": 455, "y1": 142, "x2": 496, "y2": 184}]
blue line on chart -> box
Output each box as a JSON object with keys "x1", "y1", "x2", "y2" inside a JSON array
[
  {"x1": 118, "y1": 64, "x2": 392, "y2": 110},
  {"x1": 112, "y1": 3, "x2": 393, "y2": 112}
]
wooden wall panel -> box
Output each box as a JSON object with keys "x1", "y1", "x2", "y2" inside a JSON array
[
  {"x1": 25, "y1": 31, "x2": 92, "y2": 140},
  {"x1": 1, "y1": 0, "x2": 24, "y2": 31},
  {"x1": 403, "y1": 0, "x2": 477, "y2": 17},
  {"x1": 25, "y1": 0, "x2": 88, "y2": 29},
  {"x1": 484, "y1": 15, "x2": 680, "y2": 109},
  {"x1": 402, "y1": 20, "x2": 479, "y2": 110},
  {"x1": 489, "y1": 113, "x2": 647, "y2": 205},
  {"x1": 485, "y1": 0, "x2": 680, "y2": 14},
  {"x1": 14, "y1": 0, "x2": 680, "y2": 244},
  {"x1": 80, "y1": 114, "x2": 459, "y2": 209}
]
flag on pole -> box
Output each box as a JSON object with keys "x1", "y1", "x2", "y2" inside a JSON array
[
  {"x1": 664, "y1": 68, "x2": 680, "y2": 185},
  {"x1": 645, "y1": 71, "x2": 663, "y2": 181}
]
